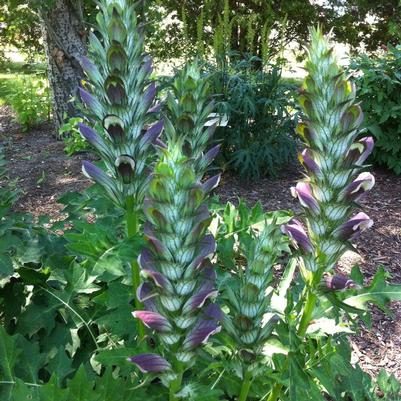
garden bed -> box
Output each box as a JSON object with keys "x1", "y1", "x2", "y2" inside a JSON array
[{"x1": 1, "y1": 104, "x2": 400, "y2": 380}]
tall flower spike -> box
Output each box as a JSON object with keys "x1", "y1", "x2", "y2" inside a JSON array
[
  {"x1": 223, "y1": 223, "x2": 288, "y2": 367},
  {"x1": 129, "y1": 144, "x2": 220, "y2": 382},
  {"x1": 283, "y1": 27, "x2": 375, "y2": 278},
  {"x1": 165, "y1": 62, "x2": 218, "y2": 178},
  {"x1": 78, "y1": 0, "x2": 162, "y2": 212}
]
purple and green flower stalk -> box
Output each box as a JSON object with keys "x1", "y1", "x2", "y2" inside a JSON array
[
  {"x1": 165, "y1": 62, "x2": 218, "y2": 177},
  {"x1": 281, "y1": 27, "x2": 375, "y2": 338},
  {"x1": 223, "y1": 223, "x2": 288, "y2": 400},
  {"x1": 128, "y1": 143, "x2": 221, "y2": 399},
  {"x1": 78, "y1": 0, "x2": 163, "y2": 338},
  {"x1": 78, "y1": 0, "x2": 162, "y2": 214}
]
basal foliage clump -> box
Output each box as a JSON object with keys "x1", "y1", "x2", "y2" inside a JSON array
[{"x1": 0, "y1": 2, "x2": 401, "y2": 401}]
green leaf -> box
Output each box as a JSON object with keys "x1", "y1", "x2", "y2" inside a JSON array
[
  {"x1": 271, "y1": 258, "x2": 297, "y2": 314},
  {"x1": 9, "y1": 379, "x2": 40, "y2": 401},
  {"x1": 13, "y1": 335, "x2": 44, "y2": 385},
  {"x1": 17, "y1": 238, "x2": 44, "y2": 264},
  {"x1": 176, "y1": 383, "x2": 224, "y2": 400},
  {"x1": 37, "y1": 376, "x2": 68, "y2": 401},
  {"x1": 94, "y1": 368, "x2": 140, "y2": 401},
  {"x1": 306, "y1": 317, "x2": 353, "y2": 336},
  {"x1": 375, "y1": 369, "x2": 401, "y2": 399},
  {"x1": 285, "y1": 352, "x2": 326, "y2": 401},
  {"x1": 350, "y1": 265, "x2": 364, "y2": 285},
  {"x1": 345, "y1": 267, "x2": 401, "y2": 313},
  {"x1": 92, "y1": 239, "x2": 141, "y2": 281},
  {"x1": 0, "y1": 254, "x2": 13, "y2": 278},
  {"x1": 311, "y1": 346, "x2": 373, "y2": 401},
  {"x1": 95, "y1": 347, "x2": 138, "y2": 368},
  {"x1": 95, "y1": 306, "x2": 135, "y2": 338},
  {"x1": 16, "y1": 297, "x2": 59, "y2": 336},
  {"x1": 0, "y1": 327, "x2": 21, "y2": 382},
  {"x1": 46, "y1": 348, "x2": 74, "y2": 386},
  {"x1": 93, "y1": 281, "x2": 132, "y2": 309},
  {"x1": 64, "y1": 263, "x2": 99, "y2": 294},
  {"x1": 64, "y1": 366, "x2": 99, "y2": 401}
]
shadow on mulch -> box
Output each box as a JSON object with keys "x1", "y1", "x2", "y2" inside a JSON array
[{"x1": 1, "y1": 104, "x2": 401, "y2": 380}]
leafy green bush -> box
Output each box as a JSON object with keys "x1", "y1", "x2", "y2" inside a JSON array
[
  {"x1": 350, "y1": 45, "x2": 401, "y2": 174},
  {"x1": 0, "y1": 73, "x2": 50, "y2": 131},
  {"x1": 60, "y1": 116, "x2": 90, "y2": 155},
  {"x1": 208, "y1": 55, "x2": 298, "y2": 180}
]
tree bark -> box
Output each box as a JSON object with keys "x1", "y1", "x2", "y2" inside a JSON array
[{"x1": 39, "y1": 0, "x2": 86, "y2": 136}]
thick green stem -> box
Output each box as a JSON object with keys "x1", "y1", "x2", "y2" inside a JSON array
[
  {"x1": 169, "y1": 372, "x2": 183, "y2": 401},
  {"x1": 267, "y1": 382, "x2": 282, "y2": 401},
  {"x1": 238, "y1": 369, "x2": 252, "y2": 401},
  {"x1": 126, "y1": 197, "x2": 138, "y2": 238},
  {"x1": 297, "y1": 290, "x2": 317, "y2": 337},
  {"x1": 126, "y1": 195, "x2": 145, "y2": 340},
  {"x1": 267, "y1": 289, "x2": 318, "y2": 401}
]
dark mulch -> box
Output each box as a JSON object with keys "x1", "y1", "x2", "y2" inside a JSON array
[
  {"x1": 0, "y1": 105, "x2": 92, "y2": 218},
  {"x1": 1, "y1": 104, "x2": 400, "y2": 380}
]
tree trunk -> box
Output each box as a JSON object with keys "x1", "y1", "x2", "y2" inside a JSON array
[{"x1": 39, "y1": 0, "x2": 86, "y2": 136}]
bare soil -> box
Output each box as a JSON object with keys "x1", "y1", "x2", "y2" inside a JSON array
[{"x1": 1, "y1": 104, "x2": 400, "y2": 380}]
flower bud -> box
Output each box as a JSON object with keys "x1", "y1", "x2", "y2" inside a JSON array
[
  {"x1": 79, "y1": 87, "x2": 103, "y2": 117},
  {"x1": 323, "y1": 274, "x2": 359, "y2": 291},
  {"x1": 342, "y1": 172, "x2": 375, "y2": 202},
  {"x1": 103, "y1": 115, "x2": 125, "y2": 144},
  {"x1": 108, "y1": 8, "x2": 127, "y2": 43},
  {"x1": 344, "y1": 136, "x2": 374, "y2": 167},
  {"x1": 299, "y1": 149, "x2": 320, "y2": 176},
  {"x1": 334, "y1": 212, "x2": 373, "y2": 241},
  {"x1": 115, "y1": 155, "x2": 136, "y2": 184},
  {"x1": 128, "y1": 354, "x2": 171, "y2": 373},
  {"x1": 107, "y1": 44, "x2": 128, "y2": 72},
  {"x1": 105, "y1": 76, "x2": 126, "y2": 105},
  {"x1": 291, "y1": 182, "x2": 320, "y2": 214},
  {"x1": 281, "y1": 219, "x2": 313, "y2": 253}
]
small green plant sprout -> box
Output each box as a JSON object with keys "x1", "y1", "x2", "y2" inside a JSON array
[{"x1": 36, "y1": 171, "x2": 47, "y2": 187}]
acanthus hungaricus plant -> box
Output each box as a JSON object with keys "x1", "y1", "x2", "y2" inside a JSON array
[
  {"x1": 263, "y1": 27, "x2": 389, "y2": 401},
  {"x1": 220, "y1": 222, "x2": 290, "y2": 400},
  {"x1": 79, "y1": 0, "x2": 162, "y2": 212},
  {"x1": 77, "y1": 0, "x2": 163, "y2": 336},
  {"x1": 125, "y1": 55, "x2": 222, "y2": 401},
  {"x1": 2, "y1": 0, "x2": 401, "y2": 398},
  {"x1": 283, "y1": 25, "x2": 375, "y2": 335},
  {"x1": 129, "y1": 142, "x2": 221, "y2": 399}
]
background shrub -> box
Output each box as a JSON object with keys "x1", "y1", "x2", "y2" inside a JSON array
[
  {"x1": 0, "y1": 69, "x2": 50, "y2": 131},
  {"x1": 60, "y1": 116, "x2": 90, "y2": 156},
  {"x1": 350, "y1": 45, "x2": 401, "y2": 174},
  {"x1": 207, "y1": 55, "x2": 298, "y2": 181}
]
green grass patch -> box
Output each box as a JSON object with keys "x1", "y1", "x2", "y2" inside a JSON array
[{"x1": 0, "y1": 60, "x2": 47, "y2": 74}]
